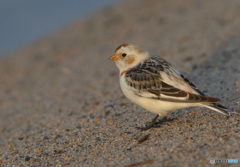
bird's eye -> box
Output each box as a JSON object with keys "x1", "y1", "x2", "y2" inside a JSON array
[{"x1": 122, "y1": 53, "x2": 127, "y2": 57}]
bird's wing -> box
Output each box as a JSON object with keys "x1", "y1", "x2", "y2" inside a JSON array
[{"x1": 125, "y1": 56, "x2": 220, "y2": 103}]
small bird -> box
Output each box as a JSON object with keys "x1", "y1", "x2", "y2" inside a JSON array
[{"x1": 109, "y1": 43, "x2": 230, "y2": 130}]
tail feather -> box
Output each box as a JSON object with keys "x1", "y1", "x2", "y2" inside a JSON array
[{"x1": 202, "y1": 103, "x2": 230, "y2": 116}]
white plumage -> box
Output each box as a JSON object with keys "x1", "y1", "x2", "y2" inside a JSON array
[{"x1": 109, "y1": 43, "x2": 230, "y2": 130}]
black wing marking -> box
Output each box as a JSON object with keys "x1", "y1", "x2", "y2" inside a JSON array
[
  {"x1": 179, "y1": 73, "x2": 205, "y2": 96},
  {"x1": 147, "y1": 81, "x2": 220, "y2": 103}
]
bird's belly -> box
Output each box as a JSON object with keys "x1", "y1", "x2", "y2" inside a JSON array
[{"x1": 133, "y1": 97, "x2": 188, "y2": 116}]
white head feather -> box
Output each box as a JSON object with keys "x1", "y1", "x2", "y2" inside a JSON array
[{"x1": 109, "y1": 43, "x2": 150, "y2": 73}]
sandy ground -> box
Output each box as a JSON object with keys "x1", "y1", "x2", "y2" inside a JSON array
[{"x1": 0, "y1": 0, "x2": 240, "y2": 166}]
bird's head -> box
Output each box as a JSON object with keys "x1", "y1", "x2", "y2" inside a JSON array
[{"x1": 109, "y1": 43, "x2": 150, "y2": 72}]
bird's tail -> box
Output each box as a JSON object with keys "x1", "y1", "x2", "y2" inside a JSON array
[{"x1": 201, "y1": 103, "x2": 230, "y2": 116}]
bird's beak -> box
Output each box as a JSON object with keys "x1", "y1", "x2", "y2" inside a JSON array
[{"x1": 109, "y1": 54, "x2": 118, "y2": 61}]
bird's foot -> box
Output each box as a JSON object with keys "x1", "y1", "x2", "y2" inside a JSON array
[{"x1": 136, "y1": 114, "x2": 163, "y2": 131}]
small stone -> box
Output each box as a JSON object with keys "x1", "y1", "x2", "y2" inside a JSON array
[
  {"x1": 25, "y1": 156, "x2": 31, "y2": 161},
  {"x1": 95, "y1": 118, "x2": 100, "y2": 123},
  {"x1": 76, "y1": 125, "x2": 82, "y2": 129},
  {"x1": 95, "y1": 137, "x2": 101, "y2": 141},
  {"x1": 43, "y1": 136, "x2": 49, "y2": 140},
  {"x1": 72, "y1": 132, "x2": 78, "y2": 136},
  {"x1": 138, "y1": 134, "x2": 150, "y2": 144},
  {"x1": 108, "y1": 119, "x2": 114, "y2": 124},
  {"x1": 127, "y1": 147, "x2": 132, "y2": 151},
  {"x1": 18, "y1": 137, "x2": 24, "y2": 140},
  {"x1": 222, "y1": 135, "x2": 228, "y2": 141},
  {"x1": 54, "y1": 134, "x2": 62, "y2": 141},
  {"x1": 64, "y1": 157, "x2": 69, "y2": 161},
  {"x1": 54, "y1": 149, "x2": 63, "y2": 154}
]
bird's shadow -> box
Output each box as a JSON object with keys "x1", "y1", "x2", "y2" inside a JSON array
[{"x1": 148, "y1": 116, "x2": 178, "y2": 128}]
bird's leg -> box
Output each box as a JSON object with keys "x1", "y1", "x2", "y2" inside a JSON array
[
  {"x1": 136, "y1": 114, "x2": 159, "y2": 131},
  {"x1": 152, "y1": 116, "x2": 168, "y2": 127}
]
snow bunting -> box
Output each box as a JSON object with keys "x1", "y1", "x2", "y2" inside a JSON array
[{"x1": 109, "y1": 43, "x2": 230, "y2": 130}]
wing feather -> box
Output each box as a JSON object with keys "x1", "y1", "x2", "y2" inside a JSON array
[{"x1": 125, "y1": 56, "x2": 220, "y2": 103}]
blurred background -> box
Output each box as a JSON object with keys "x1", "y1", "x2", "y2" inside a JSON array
[
  {"x1": 0, "y1": 0, "x2": 120, "y2": 57},
  {"x1": 0, "y1": 0, "x2": 240, "y2": 166}
]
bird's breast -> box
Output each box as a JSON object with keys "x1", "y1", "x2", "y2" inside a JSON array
[{"x1": 120, "y1": 75, "x2": 136, "y2": 101}]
